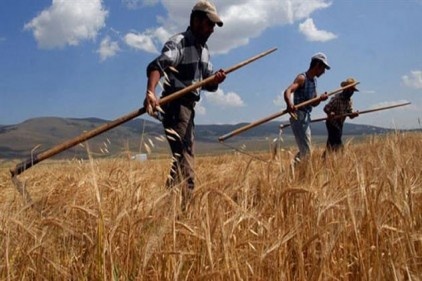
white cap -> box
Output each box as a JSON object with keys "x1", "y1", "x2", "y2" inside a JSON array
[
  {"x1": 192, "y1": 0, "x2": 223, "y2": 27},
  {"x1": 312, "y1": 52, "x2": 330, "y2": 69}
]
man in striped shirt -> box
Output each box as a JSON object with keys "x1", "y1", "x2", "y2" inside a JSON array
[
  {"x1": 323, "y1": 78, "x2": 359, "y2": 153},
  {"x1": 144, "y1": 1, "x2": 226, "y2": 208}
]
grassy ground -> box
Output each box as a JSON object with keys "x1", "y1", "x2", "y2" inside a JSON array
[{"x1": 1, "y1": 132, "x2": 421, "y2": 280}]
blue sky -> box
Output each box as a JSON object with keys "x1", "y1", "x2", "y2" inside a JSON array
[{"x1": 1, "y1": 0, "x2": 421, "y2": 129}]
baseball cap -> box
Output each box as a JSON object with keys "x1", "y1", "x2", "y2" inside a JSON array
[
  {"x1": 311, "y1": 52, "x2": 330, "y2": 70},
  {"x1": 192, "y1": 0, "x2": 223, "y2": 27},
  {"x1": 340, "y1": 78, "x2": 359, "y2": 91}
]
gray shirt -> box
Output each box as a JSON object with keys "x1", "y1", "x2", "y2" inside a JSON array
[{"x1": 147, "y1": 27, "x2": 217, "y2": 103}]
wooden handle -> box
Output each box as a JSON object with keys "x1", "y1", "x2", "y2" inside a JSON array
[
  {"x1": 10, "y1": 47, "x2": 278, "y2": 177},
  {"x1": 279, "y1": 101, "x2": 411, "y2": 129},
  {"x1": 218, "y1": 82, "x2": 360, "y2": 141}
]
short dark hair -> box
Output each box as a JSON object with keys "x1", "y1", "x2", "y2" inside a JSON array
[
  {"x1": 190, "y1": 10, "x2": 208, "y2": 26},
  {"x1": 310, "y1": 58, "x2": 323, "y2": 69}
]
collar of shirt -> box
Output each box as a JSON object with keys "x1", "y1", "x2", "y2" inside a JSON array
[{"x1": 185, "y1": 27, "x2": 204, "y2": 48}]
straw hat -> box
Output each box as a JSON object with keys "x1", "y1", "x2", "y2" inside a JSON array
[{"x1": 340, "y1": 78, "x2": 359, "y2": 91}]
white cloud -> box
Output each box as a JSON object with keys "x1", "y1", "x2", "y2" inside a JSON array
[
  {"x1": 24, "y1": 0, "x2": 108, "y2": 49},
  {"x1": 126, "y1": 0, "x2": 333, "y2": 54},
  {"x1": 299, "y1": 18, "x2": 337, "y2": 42},
  {"x1": 152, "y1": 27, "x2": 172, "y2": 45},
  {"x1": 23, "y1": 1, "x2": 335, "y2": 57},
  {"x1": 354, "y1": 100, "x2": 417, "y2": 129},
  {"x1": 368, "y1": 100, "x2": 412, "y2": 110},
  {"x1": 204, "y1": 89, "x2": 245, "y2": 108},
  {"x1": 273, "y1": 91, "x2": 285, "y2": 106},
  {"x1": 361, "y1": 90, "x2": 376, "y2": 95},
  {"x1": 195, "y1": 100, "x2": 206, "y2": 115},
  {"x1": 402, "y1": 70, "x2": 422, "y2": 89},
  {"x1": 97, "y1": 36, "x2": 120, "y2": 61},
  {"x1": 124, "y1": 28, "x2": 169, "y2": 53},
  {"x1": 122, "y1": 0, "x2": 159, "y2": 9}
]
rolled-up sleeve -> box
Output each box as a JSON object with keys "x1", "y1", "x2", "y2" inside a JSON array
[{"x1": 202, "y1": 55, "x2": 218, "y2": 92}]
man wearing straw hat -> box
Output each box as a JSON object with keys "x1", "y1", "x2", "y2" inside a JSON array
[
  {"x1": 144, "y1": 0, "x2": 226, "y2": 209},
  {"x1": 283, "y1": 52, "x2": 330, "y2": 163},
  {"x1": 323, "y1": 78, "x2": 359, "y2": 153}
]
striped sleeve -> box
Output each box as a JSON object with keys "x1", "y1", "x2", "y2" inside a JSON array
[{"x1": 146, "y1": 36, "x2": 183, "y2": 77}]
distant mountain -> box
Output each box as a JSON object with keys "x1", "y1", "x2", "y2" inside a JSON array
[{"x1": 0, "y1": 116, "x2": 393, "y2": 159}]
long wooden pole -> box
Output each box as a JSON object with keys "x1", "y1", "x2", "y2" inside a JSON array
[
  {"x1": 279, "y1": 102, "x2": 411, "y2": 129},
  {"x1": 218, "y1": 81, "x2": 359, "y2": 142},
  {"x1": 10, "y1": 47, "x2": 277, "y2": 177}
]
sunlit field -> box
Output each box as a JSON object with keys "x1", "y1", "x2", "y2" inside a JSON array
[{"x1": 1, "y1": 132, "x2": 421, "y2": 280}]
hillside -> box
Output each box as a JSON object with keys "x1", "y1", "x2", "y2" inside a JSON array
[{"x1": 0, "y1": 116, "x2": 392, "y2": 159}]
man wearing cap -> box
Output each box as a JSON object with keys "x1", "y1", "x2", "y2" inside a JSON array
[
  {"x1": 323, "y1": 78, "x2": 359, "y2": 153},
  {"x1": 283, "y1": 52, "x2": 330, "y2": 163},
  {"x1": 144, "y1": 0, "x2": 226, "y2": 209}
]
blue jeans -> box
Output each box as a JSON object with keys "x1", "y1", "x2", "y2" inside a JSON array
[{"x1": 290, "y1": 110, "x2": 311, "y2": 161}]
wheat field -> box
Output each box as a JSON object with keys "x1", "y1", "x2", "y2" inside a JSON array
[{"x1": 1, "y1": 132, "x2": 421, "y2": 280}]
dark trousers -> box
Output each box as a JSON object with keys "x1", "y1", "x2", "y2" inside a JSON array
[
  {"x1": 325, "y1": 120, "x2": 344, "y2": 152},
  {"x1": 162, "y1": 102, "x2": 195, "y2": 190}
]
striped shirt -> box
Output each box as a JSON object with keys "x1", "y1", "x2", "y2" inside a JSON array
[
  {"x1": 147, "y1": 28, "x2": 217, "y2": 103},
  {"x1": 293, "y1": 73, "x2": 317, "y2": 113}
]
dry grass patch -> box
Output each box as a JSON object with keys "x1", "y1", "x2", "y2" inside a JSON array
[{"x1": 1, "y1": 132, "x2": 421, "y2": 280}]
